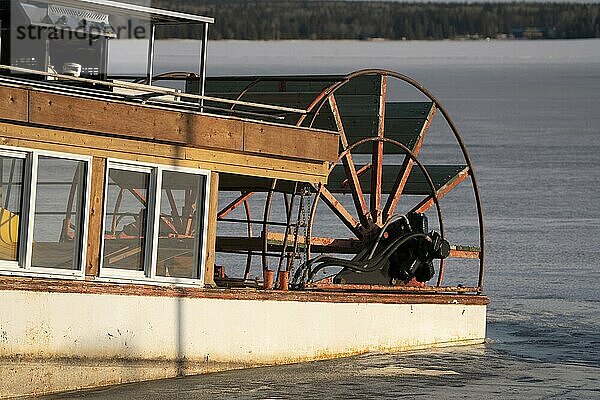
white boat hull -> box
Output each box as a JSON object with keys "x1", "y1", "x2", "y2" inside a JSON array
[{"x1": 0, "y1": 285, "x2": 486, "y2": 398}]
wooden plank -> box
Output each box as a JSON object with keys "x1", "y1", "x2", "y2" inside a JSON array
[
  {"x1": 216, "y1": 232, "x2": 360, "y2": 254},
  {"x1": 449, "y1": 248, "x2": 481, "y2": 259},
  {"x1": 265, "y1": 232, "x2": 361, "y2": 254},
  {"x1": 28, "y1": 90, "x2": 245, "y2": 151},
  {"x1": 306, "y1": 282, "x2": 482, "y2": 294},
  {"x1": 312, "y1": 102, "x2": 434, "y2": 154},
  {"x1": 0, "y1": 121, "x2": 330, "y2": 184},
  {"x1": 204, "y1": 172, "x2": 219, "y2": 287},
  {"x1": 0, "y1": 86, "x2": 28, "y2": 122},
  {"x1": 320, "y1": 186, "x2": 364, "y2": 238},
  {"x1": 85, "y1": 157, "x2": 106, "y2": 278},
  {"x1": 243, "y1": 120, "x2": 339, "y2": 162},
  {"x1": 412, "y1": 167, "x2": 470, "y2": 213},
  {"x1": 330, "y1": 95, "x2": 380, "y2": 116},
  {"x1": 217, "y1": 191, "x2": 254, "y2": 219},
  {"x1": 370, "y1": 76, "x2": 387, "y2": 225},
  {"x1": 386, "y1": 102, "x2": 435, "y2": 118},
  {"x1": 330, "y1": 95, "x2": 370, "y2": 226},
  {"x1": 0, "y1": 275, "x2": 489, "y2": 305},
  {"x1": 27, "y1": 89, "x2": 338, "y2": 163}
]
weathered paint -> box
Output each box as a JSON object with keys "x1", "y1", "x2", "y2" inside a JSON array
[{"x1": 0, "y1": 289, "x2": 486, "y2": 398}]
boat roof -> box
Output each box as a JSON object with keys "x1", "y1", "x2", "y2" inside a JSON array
[{"x1": 29, "y1": 0, "x2": 215, "y2": 24}]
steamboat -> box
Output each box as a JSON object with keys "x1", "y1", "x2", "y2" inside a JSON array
[{"x1": 0, "y1": 0, "x2": 487, "y2": 397}]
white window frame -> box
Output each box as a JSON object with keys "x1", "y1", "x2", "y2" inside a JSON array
[
  {"x1": 0, "y1": 146, "x2": 92, "y2": 279},
  {"x1": 99, "y1": 159, "x2": 210, "y2": 287},
  {"x1": 100, "y1": 160, "x2": 156, "y2": 281}
]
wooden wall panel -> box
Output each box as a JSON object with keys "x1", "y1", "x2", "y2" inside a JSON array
[
  {"x1": 203, "y1": 172, "x2": 219, "y2": 287},
  {"x1": 243, "y1": 121, "x2": 339, "y2": 162},
  {"x1": 1, "y1": 82, "x2": 338, "y2": 166},
  {"x1": 28, "y1": 91, "x2": 244, "y2": 151},
  {"x1": 85, "y1": 157, "x2": 106, "y2": 278},
  {"x1": 0, "y1": 122, "x2": 330, "y2": 184},
  {"x1": 26, "y1": 89, "x2": 338, "y2": 163},
  {"x1": 0, "y1": 86, "x2": 28, "y2": 122}
]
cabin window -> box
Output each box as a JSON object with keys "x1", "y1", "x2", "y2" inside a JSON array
[
  {"x1": 102, "y1": 165, "x2": 153, "y2": 278},
  {"x1": 154, "y1": 170, "x2": 206, "y2": 280},
  {"x1": 0, "y1": 151, "x2": 26, "y2": 263},
  {"x1": 0, "y1": 147, "x2": 91, "y2": 277},
  {"x1": 30, "y1": 156, "x2": 88, "y2": 270},
  {"x1": 100, "y1": 161, "x2": 209, "y2": 285}
]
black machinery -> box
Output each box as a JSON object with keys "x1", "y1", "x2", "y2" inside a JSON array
[{"x1": 294, "y1": 213, "x2": 450, "y2": 286}]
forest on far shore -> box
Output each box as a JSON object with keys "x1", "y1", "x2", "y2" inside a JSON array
[{"x1": 152, "y1": 1, "x2": 600, "y2": 40}]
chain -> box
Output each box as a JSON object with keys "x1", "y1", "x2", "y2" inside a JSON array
[
  {"x1": 288, "y1": 185, "x2": 310, "y2": 284},
  {"x1": 300, "y1": 187, "x2": 309, "y2": 267}
]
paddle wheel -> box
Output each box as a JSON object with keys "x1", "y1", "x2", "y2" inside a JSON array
[{"x1": 210, "y1": 69, "x2": 484, "y2": 293}]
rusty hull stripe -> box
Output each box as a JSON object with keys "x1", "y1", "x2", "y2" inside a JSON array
[{"x1": 0, "y1": 276, "x2": 488, "y2": 305}]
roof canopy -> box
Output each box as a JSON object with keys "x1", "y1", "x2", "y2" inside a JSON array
[{"x1": 28, "y1": 0, "x2": 214, "y2": 24}]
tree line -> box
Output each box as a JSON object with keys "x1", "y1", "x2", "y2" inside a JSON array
[{"x1": 152, "y1": 1, "x2": 600, "y2": 40}]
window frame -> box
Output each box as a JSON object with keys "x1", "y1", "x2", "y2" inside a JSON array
[
  {"x1": 0, "y1": 146, "x2": 92, "y2": 279},
  {"x1": 99, "y1": 159, "x2": 210, "y2": 287},
  {"x1": 99, "y1": 160, "x2": 156, "y2": 281}
]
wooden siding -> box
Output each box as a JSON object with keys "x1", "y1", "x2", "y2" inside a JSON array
[
  {"x1": 0, "y1": 122, "x2": 330, "y2": 184},
  {"x1": 0, "y1": 84, "x2": 338, "y2": 164},
  {"x1": 0, "y1": 86, "x2": 28, "y2": 122}
]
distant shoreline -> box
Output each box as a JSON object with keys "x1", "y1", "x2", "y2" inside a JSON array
[{"x1": 153, "y1": 1, "x2": 600, "y2": 41}]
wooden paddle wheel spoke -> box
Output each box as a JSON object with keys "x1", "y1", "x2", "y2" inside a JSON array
[
  {"x1": 164, "y1": 189, "x2": 183, "y2": 232},
  {"x1": 319, "y1": 185, "x2": 364, "y2": 238},
  {"x1": 328, "y1": 94, "x2": 370, "y2": 227},
  {"x1": 411, "y1": 166, "x2": 470, "y2": 213},
  {"x1": 383, "y1": 105, "x2": 436, "y2": 221},
  {"x1": 217, "y1": 191, "x2": 254, "y2": 219},
  {"x1": 182, "y1": 188, "x2": 197, "y2": 235},
  {"x1": 370, "y1": 75, "x2": 387, "y2": 225}
]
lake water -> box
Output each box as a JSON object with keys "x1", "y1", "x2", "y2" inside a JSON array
[{"x1": 53, "y1": 39, "x2": 600, "y2": 399}]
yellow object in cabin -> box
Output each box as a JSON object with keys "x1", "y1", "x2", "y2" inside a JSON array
[{"x1": 0, "y1": 207, "x2": 19, "y2": 260}]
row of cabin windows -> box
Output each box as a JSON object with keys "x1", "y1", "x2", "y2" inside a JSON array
[{"x1": 0, "y1": 148, "x2": 209, "y2": 285}]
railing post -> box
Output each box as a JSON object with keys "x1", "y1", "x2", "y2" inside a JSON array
[
  {"x1": 199, "y1": 22, "x2": 209, "y2": 112},
  {"x1": 146, "y1": 23, "x2": 156, "y2": 86}
]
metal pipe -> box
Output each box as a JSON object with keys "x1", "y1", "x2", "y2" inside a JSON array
[
  {"x1": 277, "y1": 185, "x2": 298, "y2": 278},
  {"x1": 146, "y1": 23, "x2": 156, "y2": 86},
  {"x1": 199, "y1": 22, "x2": 209, "y2": 112},
  {"x1": 243, "y1": 196, "x2": 253, "y2": 280},
  {"x1": 262, "y1": 179, "x2": 277, "y2": 271},
  {"x1": 0, "y1": 65, "x2": 308, "y2": 115}
]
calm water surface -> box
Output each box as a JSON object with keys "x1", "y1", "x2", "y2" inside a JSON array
[{"x1": 52, "y1": 39, "x2": 600, "y2": 399}]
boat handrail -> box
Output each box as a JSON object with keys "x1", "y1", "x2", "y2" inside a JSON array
[{"x1": 0, "y1": 64, "x2": 308, "y2": 116}]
